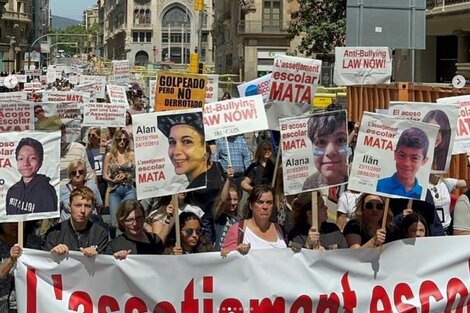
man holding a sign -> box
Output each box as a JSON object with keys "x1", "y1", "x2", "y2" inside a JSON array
[{"x1": 376, "y1": 128, "x2": 430, "y2": 199}]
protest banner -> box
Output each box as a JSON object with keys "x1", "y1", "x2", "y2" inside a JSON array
[
  {"x1": 349, "y1": 112, "x2": 439, "y2": 200},
  {"x1": 149, "y1": 79, "x2": 156, "y2": 113},
  {"x1": 0, "y1": 91, "x2": 27, "y2": 101},
  {"x1": 436, "y1": 95, "x2": 470, "y2": 154},
  {"x1": 35, "y1": 101, "x2": 82, "y2": 143},
  {"x1": 280, "y1": 110, "x2": 348, "y2": 195},
  {"x1": 237, "y1": 73, "x2": 272, "y2": 102},
  {"x1": 0, "y1": 102, "x2": 34, "y2": 132},
  {"x1": 15, "y1": 236, "x2": 470, "y2": 312},
  {"x1": 155, "y1": 71, "x2": 208, "y2": 111},
  {"x1": 83, "y1": 102, "x2": 127, "y2": 128},
  {"x1": 334, "y1": 47, "x2": 392, "y2": 86},
  {"x1": 205, "y1": 74, "x2": 219, "y2": 103},
  {"x1": 68, "y1": 74, "x2": 78, "y2": 85},
  {"x1": 268, "y1": 55, "x2": 321, "y2": 130},
  {"x1": 133, "y1": 109, "x2": 206, "y2": 199},
  {"x1": 203, "y1": 95, "x2": 268, "y2": 141},
  {"x1": 107, "y1": 84, "x2": 129, "y2": 106},
  {"x1": 42, "y1": 91, "x2": 91, "y2": 104},
  {"x1": 388, "y1": 101, "x2": 459, "y2": 173},
  {"x1": 112, "y1": 59, "x2": 130, "y2": 84},
  {"x1": 16, "y1": 74, "x2": 27, "y2": 83},
  {"x1": 0, "y1": 131, "x2": 60, "y2": 222},
  {"x1": 73, "y1": 81, "x2": 96, "y2": 102},
  {"x1": 79, "y1": 75, "x2": 107, "y2": 99},
  {"x1": 23, "y1": 82, "x2": 42, "y2": 92}
]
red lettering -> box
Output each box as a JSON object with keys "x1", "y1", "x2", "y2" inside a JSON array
[
  {"x1": 98, "y1": 295, "x2": 120, "y2": 313},
  {"x1": 52, "y1": 274, "x2": 63, "y2": 300},
  {"x1": 125, "y1": 297, "x2": 147, "y2": 313},
  {"x1": 27, "y1": 268, "x2": 37, "y2": 313},
  {"x1": 341, "y1": 272, "x2": 357, "y2": 313},
  {"x1": 153, "y1": 301, "x2": 176, "y2": 313},
  {"x1": 219, "y1": 299, "x2": 244, "y2": 313},
  {"x1": 289, "y1": 295, "x2": 312, "y2": 313},
  {"x1": 419, "y1": 280, "x2": 443, "y2": 313},
  {"x1": 182, "y1": 279, "x2": 199, "y2": 313},
  {"x1": 317, "y1": 293, "x2": 340, "y2": 312},
  {"x1": 370, "y1": 286, "x2": 392, "y2": 313},
  {"x1": 393, "y1": 282, "x2": 417, "y2": 313},
  {"x1": 250, "y1": 297, "x2": 285, "y2": 313},
  {"x1": 203, "y1": 114, "x2": 220, "y2": 126},
  {"x1": 444, "y1": 278, "x2": 469, "y2": 312},
  {"x1": 68, "y1": 291, "x2": 93, "y2": 313}
]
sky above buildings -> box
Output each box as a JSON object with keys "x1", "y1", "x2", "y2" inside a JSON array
[{"x1": 51, "y1": 0, "x2": 97, "y2": 21}]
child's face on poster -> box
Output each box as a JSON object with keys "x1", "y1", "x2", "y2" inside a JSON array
[
  {"x1": 394, "y1": 146, "x2": 428, "y2": 182},
  {"x1": 312, "y1": 123, "x2": 348, "y2": 184},
  {"x1": 17, "y1": 145, "x2": 42, "y2": 180}
]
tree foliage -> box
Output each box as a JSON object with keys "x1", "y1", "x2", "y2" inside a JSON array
[
  {"x1": 288, "y1": 0, "x2": 346, "y2": 59},
  {"x1": 50, "y1": 25, "x2": 96, "y2": 56}
]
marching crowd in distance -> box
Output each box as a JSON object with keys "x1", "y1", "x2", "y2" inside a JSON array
[{"x1": 1, "y1": 89, "x2": 470, "y2": 311}]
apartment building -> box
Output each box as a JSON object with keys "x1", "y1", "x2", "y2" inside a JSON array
[
  {"x1": 213, "y1": 0, "x2": 302, "y2": 82},
  {"x1": 101, "y1": 0, "x2": 214, "y2": 68},
  {"x1": 84, "y1": 4, "x2": 99, "y2": 30}
]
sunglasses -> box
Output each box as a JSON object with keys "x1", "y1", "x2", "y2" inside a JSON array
[
  {"x1": 183, "y1": 227, "x2": 203, "y2": 236},
  {"x1": 364, "y1": 202, "x2": 384, "y2": 211},
  {"x1": 431, "y1": 186, "x2": 439, "y2": 199},
  {"x1": 118, "y1": 138, "x2": 128, "y2": 143},
  {"x1": 71, "y1": 169, "x2": 85, "y2": 176}
]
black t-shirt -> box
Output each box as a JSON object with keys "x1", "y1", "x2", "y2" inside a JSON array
[
  {"x1": 105, "y1": 231, "x2": 164, "y2": 255},
  {"x1": 288, "y1": 221, "x2": 348, "y2": 249},
  {"x1": 245, "y1": 160, "x2": 275, "y2": 187},
  {"x1": 343, "y1": 219, "x2": 400, "y2": 245}
]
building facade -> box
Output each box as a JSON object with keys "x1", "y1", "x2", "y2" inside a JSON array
[
  {"x1": 213, "y1": 0, "x2": 301, "y2": 83},
  {"x1": 101, "y1": 0, "x2": 214, "y2": 68},
  {"x1": 83, "y1": 4, "x2": 99, "y2": 30}
]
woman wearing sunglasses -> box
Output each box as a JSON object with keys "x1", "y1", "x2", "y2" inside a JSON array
[
  {"x1": 59, "y1": 160, "x2": 103, "y2": 222},
  {"x1": 343, "y1": 193, "x2": 400, "y2": 248},
  {"x1": 164, "y1": 212, "x2": 213, "y2": 255},
  {"x1": 103, "y1": 129, "x2": 136, "y2": 238}
]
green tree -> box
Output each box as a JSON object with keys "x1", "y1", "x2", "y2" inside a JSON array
[
  {"x1": 287, "y1": 0, "x2": 346, "y2": 59},
  {"x1": 50, "y1": 24, "x2": 96, "y2": 56}
]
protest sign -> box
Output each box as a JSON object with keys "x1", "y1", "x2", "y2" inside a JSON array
[
  {"x1": 149, "y1": 79, "x2": 156, "y2": 113},
  {"x1": 83, "y1": 102, "x2": 127, "y2": 127},
  {"x1": 133, "y1": 109, "x2": 206, "y2": 199},
  {"x1": 268, "y1": 55, "x2": 321, "y2": 130},
  {"x1": 436, "y1": 95, "x2": 470, "y2": 154},
  {"x1": 42, "y1": 91, "x2": 90, "y2": 104},
  {"x1": 205, "y1": 74, "x2": 219, "y2": 103},
  {"x1": 79, "y1": 75, "x2": 107, "y2": 99},
  {"x1": 35, "y1": 101, "x2": 81, "y2": 143},
  {"x1": 280, "y1": 110, "x2": 348, "y2": 195},
  {"x1": 112, "y1": 59, "x2": 130, "y2": 84},
  {"x1": 16, "y1": 74, "x2": 27, "y2": 83},
  {"x1": 107, "y1": 84, "x2": 129, "y2": 106},
  {"x1": 237, "y1": 73, "x2": 272, "y2": 102},
  {"x1": 333, "y1": 47, "x2": 392, "y2": 86},
  {"x1": 23, "y1": 82, "x2": 42, "y2": 91},
  {"x1": 0, "y1": 131, "x2": 60, "y2": 222},
  {"x1": 155, "y1": 72, "x2": 207, "y2": 111},
  {"x1": 203, "y1": 95, "x2": 268, "y2": 140},
  {"x1": 16, "y1": 236, "x2": 470, "y2": 313},
  {"x1": 0, "y1": 92, "x2": 27, "y2": 101},
  {"x1": 46, "y1": 70, "x2": 57, "y2": 83},
  {"x1": 0, "y1": 102, "x2": 34, "y2": 132},
  {"x1": 349, "y1": 112, "x2": 439, "y2": 200},
  {"x1": 73, "y1": 81, "x2": 96, "y2": 102},
  {"x1": 388, "y1": 101, "x2": 459, "y2": 173}
]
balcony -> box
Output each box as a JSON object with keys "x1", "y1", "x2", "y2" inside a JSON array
[
  {"x1": 427, "y1": 0, "x2": 470, "y2": 9},
  {"x1": 237, "y1": 21, "x2": 290, "y2": 35},
  {"x1": 2, "y1": 11, "x2": 32, "y2": 23},
  {"x1": 132, "y1": 23, "x2": 152, "y2": 30}
]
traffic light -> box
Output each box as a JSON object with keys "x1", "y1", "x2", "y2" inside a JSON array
[
  {"x1": 194, "y1": 0, "x2": 204, "y2": 11},
  {"x1": 189, "y1": 53, "x2": 199, "y2": 73},
  {"x1": 198, "y1": 62, "x2": 204, "y2": 74}
]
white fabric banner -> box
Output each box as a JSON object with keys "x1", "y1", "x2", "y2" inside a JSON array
[
  {"x1": 267, "y1": 55, "x2": 321, "y2": 130},
  {"x1": 133, "y1": 109, "x2": 206, "y2": 199},
  {"x1": 280, "y1": 110, "x2": 348, "y2": 195},
  {"x1": 237, "y1": 74, "x2": 272, "y2": 102},
  {"x1": 82, "y1": 102, "x2": 127, "y2": 128},
  {"x1": 333, "y1": 47, "x2": 392, "y2": 86},
  {"x1": 0, "y1": 131, "x2": 60, "y2": 222},
  {"x1": 436, "y1": 95, "x2": 470, "y2": 154},
  {"x1": 388, "y1": 101, "x2": 459, "y2": 172},
  {"x1": 15, "y1": 236, "x2": 470, "y2": 313},
  {"x1": 349, "y1": 112, "x2": 439, "y2": 200},
  {"x1": 42, "y1": 91, "x2": 91, "y2": 104},
  {"x1": 206, "y1": 74, "x2": 219, "y2": 103},
  {"x1": 0, "y1": 102, "x2": 34, "y2": 132},
  {"x1": 0, "y1": 92, "x2": 27, "y2": 101},
  {"x1": 203, "y1": 95, "x2": 268, "y2": 141},
  {"x1": 112, "y1": 60, "x2": 130, "y2": 84}
]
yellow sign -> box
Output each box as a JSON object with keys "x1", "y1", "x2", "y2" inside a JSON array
[
  {"x1": 313, "y1": 93, "x2": 335, "y2": 108},
  {"x1": 155, "y1": 72, "x2": 208, "y2": 111}
]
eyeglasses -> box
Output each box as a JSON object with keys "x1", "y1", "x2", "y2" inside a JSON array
[
  {"x1": 89, "y1": 133, "x2": 99, "y2": 139},
  {"x1": 118, "y1": 138, "x2": 127, "y2": 143},
  {"x1": 124, "y1": 215, "x2": 144, "y2": 225},
  {"x1": 71, "y1": 169, "x2": 85, "y2": 176},
  {"x1": 364, "y1": 202, "x2": 384, "y2": 211},
  {"x1": 431, "y1": 186, "x2": 439, "y2": 199},
  {"x1": 183, "y1": 227, "x2": 203, "y2": 236}
]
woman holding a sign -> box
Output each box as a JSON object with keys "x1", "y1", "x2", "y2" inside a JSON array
[{"x1": 343, "y1": 194, "x2": 400, "y2": 248}]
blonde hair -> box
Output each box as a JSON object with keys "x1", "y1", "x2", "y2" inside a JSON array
[
  {"x1": 67, "y1": 160, "x2": 87, "y2": 178},
  {"x1": 109, "y1": 129, "x2": 133, "y2": 164}
]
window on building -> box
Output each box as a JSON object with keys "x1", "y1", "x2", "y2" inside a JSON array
[
  {"x1": 162, "y1": 7, "x2": 190, "y2": 28},
  {"x1": 133, "y1": 32, "x2": 139, "y2": 42},
  {"x1": 146, "y1": 32, "x2": 152, "y2": 42},
  {"x1": 263, "y1": 0, "x2": 281, "y2": 30}
]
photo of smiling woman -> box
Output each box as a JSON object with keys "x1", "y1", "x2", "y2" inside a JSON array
[
  {"x1": 6, "y1": 137, "x2": 57, "y2": 215},
  {"x1": 422, "y1": 109, "x2": 451, "y2": 172},
  {"x1": 302, "y1": 110, "x2": 348, "y2": 190},
  {"x1": 157, "y1": 111, "x2": 207, "y2": 190}
]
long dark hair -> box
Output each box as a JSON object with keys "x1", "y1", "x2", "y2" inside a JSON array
[
  {"x1": 400, "y1": 212, "x2": 428, "y2": 238},
  {"x1": 422, "y1": 110, "x2": 451, "y2": 171}
]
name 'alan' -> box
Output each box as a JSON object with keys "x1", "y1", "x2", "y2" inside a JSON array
[{"x1": 136, "y1": 125, "x2": 156, "y2": 134}]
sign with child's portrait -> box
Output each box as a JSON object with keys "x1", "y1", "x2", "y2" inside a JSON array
[
  {"x1": 280, "y1": 110, "x2": 348, "y2": 195},
  {"x1": 388, "y1": 102, "x2": 459, "y2": 173},
  {"x1": 349, "y1": 112, "x2": 439, "y2": 200},
  {"x1": 436, "y1": 95, "x2": 470, "y2": 154}
]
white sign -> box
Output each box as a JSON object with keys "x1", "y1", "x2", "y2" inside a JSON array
[
  {"x1": 149, "y1": 79, "x2": 156, "y2": 113},
  {"x1": 349, "y1": 112, "x2": 439, "y2": 200},
  {"x1": 205, "y1": 74, "x2": 219, "y2": 103},
  {"x1": 237, "y1": 74, "x2": 272, "y2": 103},
  {"x1": 15, "y1": 236, "x2": 470, "y2": 313},
  {"x1": 388, "y1": 101, "x2": 459, "y2": 172},
  {"x1": 0, "y1": 131, "x2": 60, "y2": 222},
  {"x1": 80, "y1": 75, "x2": 107, "y2": 99},
  {"x1": 0, "y1": 102, "x2": 34, "y2": 132},
  {"x1": 203, "y1": 95, "x2": 268, "y2": 141},
  {"x1": 268, "y1": 55, "x2": 321, "y2": 130},
  {"x1": 334, "y1": 47, "x2": 392, "y2": 86},
  {"x1": 437, "y1": 95, "x2": 470, "y2": 154},
  {"x1": 112, "y1": 60, "x2": 130, "y2": 84},
  {"x1": 83, "y1": 102, "x2": 127, "y2": 128},
  {"x1": 0, "y1": 92, "x2": 27, "y2": 101},
  {"x1": 107, "y1": 84, "x2": 129, "y2": 106}
]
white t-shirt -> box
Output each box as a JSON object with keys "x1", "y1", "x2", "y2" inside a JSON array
[
  {"x1": 428, "y1": 178, "x2": 457, "y2": 229},
  {"x1": 336, "y1": 191, "x2": 362, "y2": 221},
  {"x1": 243, "y1": 227, "x2": 287, "y2": 250}
]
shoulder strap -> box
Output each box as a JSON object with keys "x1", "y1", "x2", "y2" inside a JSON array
[
  {"x1": 237, "y1": 220, "x2": 245, "y2": 245},
  {"x1": 274, "y1": 223, "x2": 288, "y2": 244}
]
